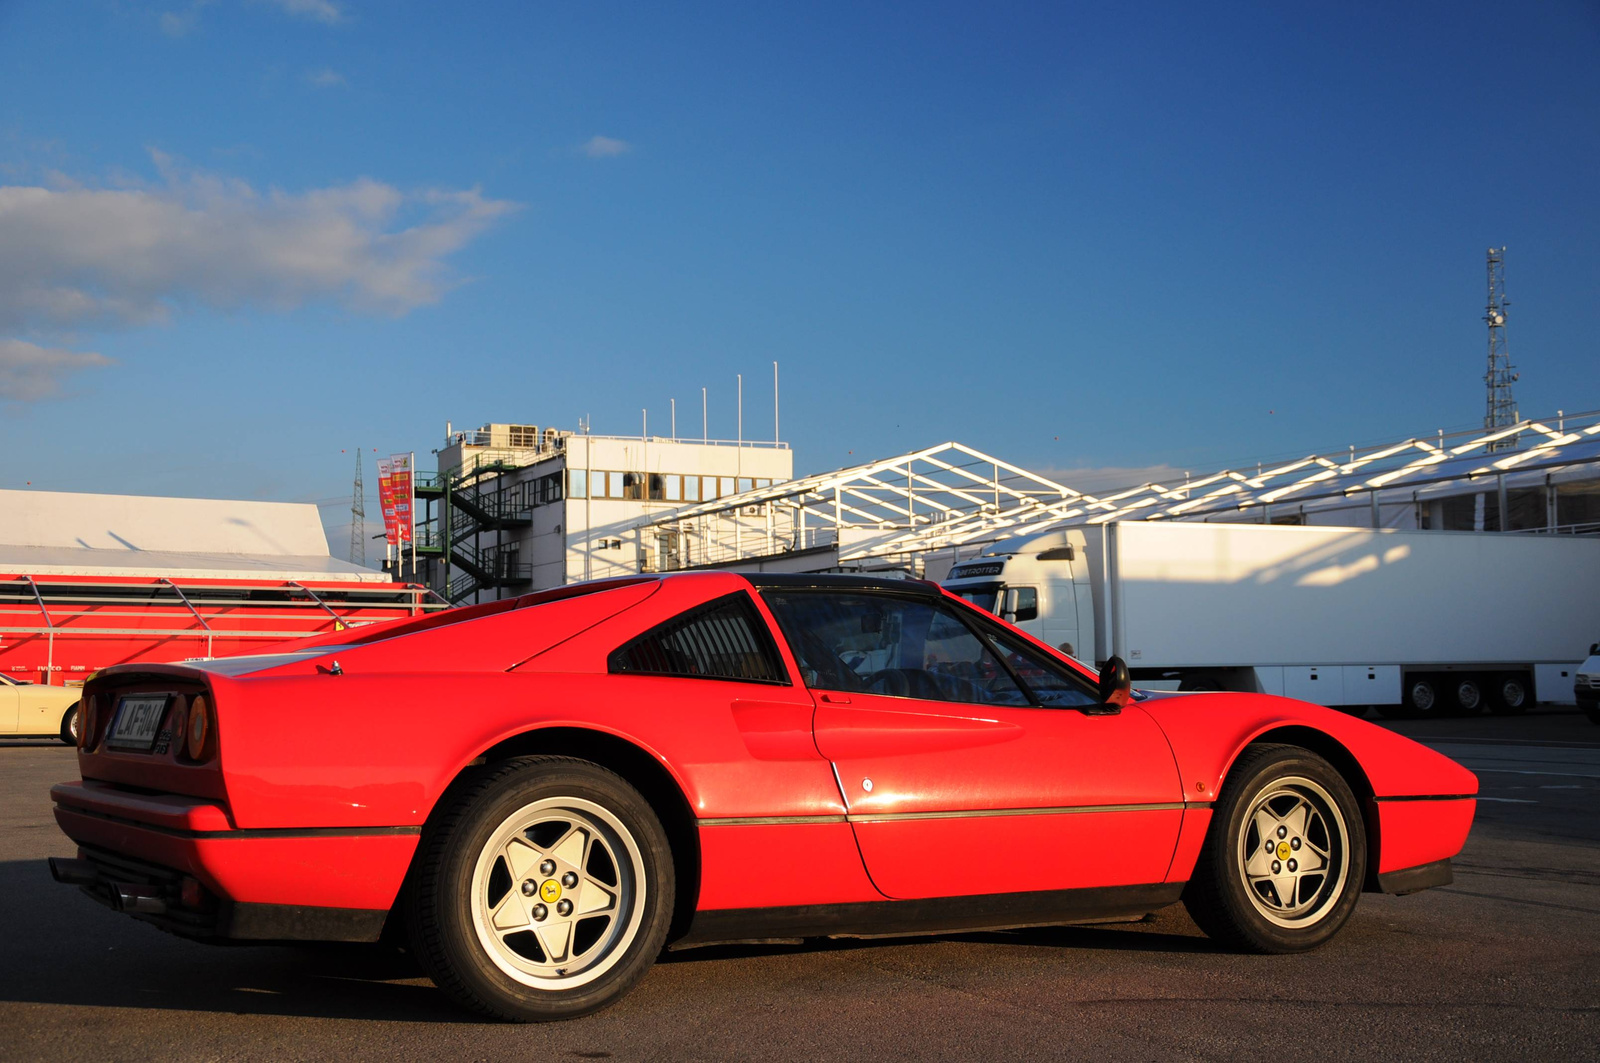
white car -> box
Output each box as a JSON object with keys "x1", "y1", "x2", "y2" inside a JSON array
[
  {"x1": 1578, "y1": 642, "x2": 1600, "y2": 726},
  {"x1": 0, "y1": 675, "x2": 81, "y2": 744}
]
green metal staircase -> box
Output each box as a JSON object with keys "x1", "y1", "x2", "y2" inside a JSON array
[{"x1": 415, "y1": 461, "x2": 534, "y2": 604}]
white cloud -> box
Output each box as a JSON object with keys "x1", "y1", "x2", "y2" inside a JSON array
[
  {"x1": 160, "y1": 1, "x2": 212, "y2": 37},
  {"x1": 264, "y1": 0, "x2": 344, "y2": 24},
  {"x1": 304, "y1": 67, "x2": 346, "y2": 88},
  {"x1": 162, "y1": 1, "x2": 341, "y2": 36},
  {"x1": 0, "y1": 154, "x2": 520, "y2": 334},
  {"x1": 580, "y1": 135, "x2": 632, "y2": 159},
  {"x1": 0, "y1": 339, "x2": 114, "y2": 402}
]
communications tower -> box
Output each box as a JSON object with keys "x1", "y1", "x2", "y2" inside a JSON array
[
  {"x1": 1483, "y1": 247, "x2": 1519, "y2": 451},
  {"x1": 349, "y1": 449, "x2": 366, "y2": 566}
]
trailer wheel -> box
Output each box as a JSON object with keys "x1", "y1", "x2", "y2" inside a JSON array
[
  {"x1": 1394, "y1": 676, "x2": 1437, "y2": 717},
  {"x1": 1453, "y1": 676, "x2": 1485, "y2": 715},
  {"x1": 1179, "y1": 674, "x2": 1226, "y2": 693},
  {"x1": 1489, "y1": 674, "x2": 1530, "y2": 716}
]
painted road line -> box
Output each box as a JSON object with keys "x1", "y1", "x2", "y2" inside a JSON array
[{"x1": 1466, "y1": 768, "x2": 1600, "y2": 780}]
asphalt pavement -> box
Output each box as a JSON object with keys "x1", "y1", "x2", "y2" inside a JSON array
[{"x1": 2, "y1": 707, "x2": 1597, "y2": 1062}]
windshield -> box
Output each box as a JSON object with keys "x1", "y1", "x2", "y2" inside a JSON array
[{"x1": 949, "y1": 582, "x2": 1001, "y2": 614}]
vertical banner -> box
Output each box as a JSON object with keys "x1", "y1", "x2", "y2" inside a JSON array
[
  {"x1": 377, "y1": 457, "x2": 399, "y2": 547},
  {"x1": 389, "y1": 453, "x2": 414, "y2": 546}
]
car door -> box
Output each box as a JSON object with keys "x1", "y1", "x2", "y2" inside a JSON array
[
  {"x1": 19, "y1": 682, "x2": 66, "y2": 735},
  {"x1": 760, "y1": 587, "x2": 1185, "y2": 901}
]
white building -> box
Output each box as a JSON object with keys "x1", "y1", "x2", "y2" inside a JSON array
[{"x1": 414, "y1": 423, "x2": 792, "y2": 602}]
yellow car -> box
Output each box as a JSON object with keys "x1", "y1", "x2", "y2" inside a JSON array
[{"x1": 0, "y1": 675, "x2": 81, "y2": 744}]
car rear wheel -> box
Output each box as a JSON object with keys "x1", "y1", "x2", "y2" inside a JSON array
[
  {"x1": 407, "y1": 756, "x2": 673, "y2": 1022},
  {"x1": 1183, "y1": 743, "x2": 1367, "y2": 953},
  {"x1": 59, "y1": 703, "x2": 80, "y2": 746}
]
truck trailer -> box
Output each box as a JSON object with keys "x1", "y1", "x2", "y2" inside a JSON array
[{"x1": 941, "y1": 522, "x2": 1600, "y2": 716}]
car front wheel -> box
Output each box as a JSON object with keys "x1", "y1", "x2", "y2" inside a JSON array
[
  {"x1": 59, "y1": 704, "x2": 80, "y2": 746},
  {"x1": 407, "y1": 756, "x2": 674, "y2": 1022},
  {"x1": 1183, "y1": 744, "x2": 1367, "y2": 953}
]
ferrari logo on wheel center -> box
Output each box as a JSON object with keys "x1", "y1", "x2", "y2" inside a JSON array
[
  {"x1": 539, "y1": 879, "x2": 562, "y2": 903},
  {"x1": 1277, "y1": 841, "x2": 1292, "y2": 861}
]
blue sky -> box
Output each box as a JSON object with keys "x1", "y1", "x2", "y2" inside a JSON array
[{"x1": 1, "y1": 1, "x2": 1596, "y2": 551}]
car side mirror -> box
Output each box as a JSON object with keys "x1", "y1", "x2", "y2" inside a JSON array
[
  {"x1": 1098, "y1": 656, "x2": 1132, "y2": 710},
  {"x1": 1592, "y1": 642, "x2": 1599, "y2": 656}
]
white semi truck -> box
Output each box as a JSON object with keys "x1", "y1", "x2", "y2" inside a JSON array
[{"x1": 940, "y1": 522, "x2": 1600, "y2": 717}]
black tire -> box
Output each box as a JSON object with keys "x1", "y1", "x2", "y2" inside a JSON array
[
  {"x1": 1488, "y1": 674, "x2": 1530, "y2": 716},
  {"x1": 1179, "y1": 674, "x2": 1226, "y2": 693},
  {"x1": 1580, "y1": 700, "x2": 1600, "y2": 726},
  {"x1": 1183, "y1": 743, "x2": 1367, "y2": 953},
  {"x1": 59, "y1": 703, "x2": 80, "y2": 746},
  {"x1": 1452, "y1": 676, "x2": 1485, "y2": 716},
  {"x1": 407, "y1": 756, "x2": 674, "y2": 1022},
  {"x1": 1394, "y1": 675, "x2": 1440, "y2": 718}
]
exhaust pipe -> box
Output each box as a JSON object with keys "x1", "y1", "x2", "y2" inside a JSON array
[
  {"x1": 112, "y1": 884, "x2": 168, "y2": 915},
  {"x1": 50, "y1": 857, "x2": 170, "y2": 914},
  {"x1": 47, "y1": 857, "x2": 99, "y2": 886}
]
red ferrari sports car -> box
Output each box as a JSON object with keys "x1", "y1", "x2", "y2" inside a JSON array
[{"x1": 49, "y1": 572, "x2": 1477, "y2": 1021}]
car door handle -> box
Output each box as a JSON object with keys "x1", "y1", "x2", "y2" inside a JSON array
[{"x1": 819, "y1": 693, "x2": 852, "y2": 705}]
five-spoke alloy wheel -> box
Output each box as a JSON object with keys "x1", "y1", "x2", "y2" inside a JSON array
[
  {"x1": 408, "y1": 757, "x2": 674, "y2": 1021},
  {"x1": 1184, "y1": 744, "x2": 1366, "y2": 952},
  {"x1": 1236, "y1": 777, "x2": 1349, "y2": 928}
]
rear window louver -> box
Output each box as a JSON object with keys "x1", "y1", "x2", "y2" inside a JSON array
[{"x1": 608, "y1": 593, "x2": 787, "y2": 684}]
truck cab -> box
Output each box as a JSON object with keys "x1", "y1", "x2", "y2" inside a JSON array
[
  {"x1": 1579, "y1": 642, "x2": 1600, "y2": 725},
  {"x1": 943, "y1": 530, "x2": 1099, "y2": 665}
]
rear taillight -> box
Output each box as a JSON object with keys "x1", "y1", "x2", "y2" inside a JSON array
[
  {"x1": 185, "y1": 695, "x2": 212, "y2": 761},
  {"x1": 78, "y1": 695, "x2": 97, "y2": 750},
  {"x1": 168, "y1": 696, "x2": 189, "y2": 753}
]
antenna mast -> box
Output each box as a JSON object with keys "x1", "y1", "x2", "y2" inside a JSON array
[
  {"x1": 1483, "y1": 247, "x2": 1519, "y2": 451},
  {"x1": 349, "y1": 449, "x2": 366, "y2": 566}
]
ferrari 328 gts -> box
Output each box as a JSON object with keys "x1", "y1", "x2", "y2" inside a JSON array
[{"x1": 48, "y1": 573, "x2": 1477, "y2": 1021}]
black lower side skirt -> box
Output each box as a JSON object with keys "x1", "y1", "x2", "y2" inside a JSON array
[
  {"x1": 674, "y1": 881, "x2": 1186, "y2": 949},
  {"x1": 1374, "y1": 858, "x2": 1453, "y2": 896}
]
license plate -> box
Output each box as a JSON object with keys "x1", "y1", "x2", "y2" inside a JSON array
[{"x1": 106, "y1": 695, "x2": 169, "y2": 751}]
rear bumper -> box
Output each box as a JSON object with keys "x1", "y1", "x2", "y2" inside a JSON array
[
  {"x1": 50, "y1": 780, "x2": 418, "y2": 939},
  {"x1": 49, "y1": 845, "x2": 389, "y2": 942}
]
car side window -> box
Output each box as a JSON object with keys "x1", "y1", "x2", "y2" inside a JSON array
[
  {"x1": 609, "y1": 593, "x2": 788, "y2": 684},
  {"x1": 761, "y1": 591, "x2": 1029, "y2": 707},
  {"x1": 976, "y1": 623, "x2": 1102, "y2": 709}
]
